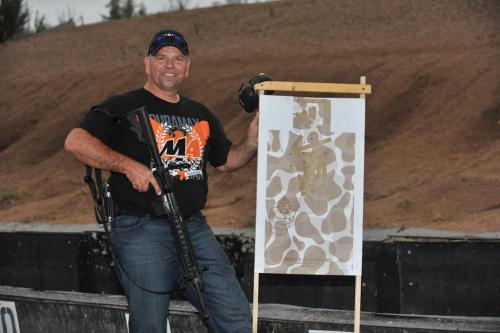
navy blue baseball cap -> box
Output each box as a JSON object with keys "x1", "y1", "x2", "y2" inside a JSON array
[{"x1": 148, "y1": 29, "x2": 189, "y2": 56}]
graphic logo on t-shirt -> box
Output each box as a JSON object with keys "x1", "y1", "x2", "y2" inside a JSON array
[{"x1": 149, "y1": 114, "x2": 209, "y2": 181}]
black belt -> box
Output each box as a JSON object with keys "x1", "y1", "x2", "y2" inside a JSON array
[
  {"x1": 117, "y1": 207, "x2": 199, "y2": 221},
  {"x1": 116, "y1": 208, "x2": 157, "y2": 219}
]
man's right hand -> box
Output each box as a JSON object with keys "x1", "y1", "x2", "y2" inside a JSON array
[
  {"x1": 64, "y1": 128, "x2": 162, "y2": 195},
  {"x1": 121, "y1": 159, "x2": 162, "y2": 195}
]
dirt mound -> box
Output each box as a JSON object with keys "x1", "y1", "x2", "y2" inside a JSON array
[{"x1": 1, "y1": 0, "x2": 499, "y2": 232}]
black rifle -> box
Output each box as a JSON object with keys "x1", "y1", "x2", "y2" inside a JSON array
[{"x1": 135, "y1": 107, "x2": 210, "y2": 326}]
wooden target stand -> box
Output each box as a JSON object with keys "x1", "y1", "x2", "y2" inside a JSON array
[{"x1": 252, "y1": 77, "x2": 371, "y2": 333}]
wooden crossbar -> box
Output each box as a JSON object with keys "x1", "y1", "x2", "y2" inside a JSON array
[{"x1": 254, "y1": 81, "x2": 371, "y2": 94}]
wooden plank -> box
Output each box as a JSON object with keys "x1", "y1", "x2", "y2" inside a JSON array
[
  {"x1": 354, "y1": 275, "x2": 362, "y2": 333},
  {"x1": 254, "y1": 81, "x2": 371, "y2": 94},
  {"x1": 252, "y1": 272, "x2": 260, "y2": 333}
]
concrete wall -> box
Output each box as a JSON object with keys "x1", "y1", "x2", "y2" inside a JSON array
[{"x1": 2, "y1": 286, "x2": 500, "y2": 333}]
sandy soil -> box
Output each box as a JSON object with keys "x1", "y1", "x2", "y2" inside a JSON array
[{"x1": 0, "y1": 0, "x2": 499, "y2": 233}]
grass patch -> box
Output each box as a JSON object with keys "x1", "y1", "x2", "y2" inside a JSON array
[
  {"x1": 481, "y1": 106, "x2": 500, "y2": 119},
  {"x1": 0, "y1": 192, "x2": 19, "y2": 208},
  {"x1": 396, "y1": 197, "x2": 412, "y2": 209}
]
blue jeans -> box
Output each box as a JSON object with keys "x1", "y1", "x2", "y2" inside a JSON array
[{"x1": 111, "y1": 212, "x2": 252, "y2": 333}]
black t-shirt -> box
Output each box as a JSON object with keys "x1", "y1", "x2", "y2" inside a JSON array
[{"x1": 79, "y1": 88, "x2": 232, "y2": 218}]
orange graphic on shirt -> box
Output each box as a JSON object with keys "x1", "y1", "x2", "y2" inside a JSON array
[{"x1": 149, "y1": 118, "x2": 209, "y2": 181}]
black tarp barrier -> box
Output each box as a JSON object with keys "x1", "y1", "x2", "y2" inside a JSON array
[{"x1": 1, "y1": 224, "x2": 499, "y2": 316}]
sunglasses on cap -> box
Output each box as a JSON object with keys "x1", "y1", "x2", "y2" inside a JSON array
[{"x1": 148, "y1": 30, "x2": 189, "y2": 56}]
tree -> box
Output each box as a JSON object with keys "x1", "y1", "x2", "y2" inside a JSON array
[
  {"x1": 168, "y1": 0, "x2": 190, "y2": 12},
  {"x1": 56, "y1": 6, "x2": 77, "y2": 26},
  {"x1": 103, "y1": 0, "x2": 122, "y2": 20},
  {"x1": 0, "y1": 0, "x2": 30, "y2": 43},
  {"x1": 137, "y1": 2, "x2": 147, "y2": 16},
  {"x1": 121, "y1": 0, "x2": 135, "y2": 18},
  {"x1": 103, "y1": 0, "x2": 147, "y2": 21},
  {"x1": 33, "y1": 10, "x2": 49, "y2": 33}
]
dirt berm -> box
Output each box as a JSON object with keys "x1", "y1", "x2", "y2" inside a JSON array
[{"x1": 0, "y1": 0, "x2": 499, "y2": 232}]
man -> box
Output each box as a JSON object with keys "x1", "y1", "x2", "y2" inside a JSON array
[{"x1": 64, "y1": 29, "x2": 256, "y2": 333}]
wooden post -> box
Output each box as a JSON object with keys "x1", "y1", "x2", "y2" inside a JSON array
[
  {"x1": 252, "y1": 271, "x2": 260, "y2": 333},
  {"x1": 354, "y1": 275, "x2": 362, "y2": 333},
  {"x1": 360, "y1": 76, "x2": 366, "y2": 99},
  {"x1": 353, "y1": 75, "x2": 366, "y2": 333}
]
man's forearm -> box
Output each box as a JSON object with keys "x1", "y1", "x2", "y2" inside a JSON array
[
  {"x1": 217, "y1": 139, "x2": 257, "y2": 173},
  {"x1": 64, "y1": 128, "x2": 130, "y2": 173},
  {"x1": 217, "y1": 112, "x2": 259, "y2": 173},
  {"x1": 65, "y1": 128, "x2": 159, "y2": 193}
]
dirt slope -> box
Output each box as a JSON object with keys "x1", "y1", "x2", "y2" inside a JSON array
[{"x1": 0, "y1": 0, "x2": 499, "y2": 232}]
